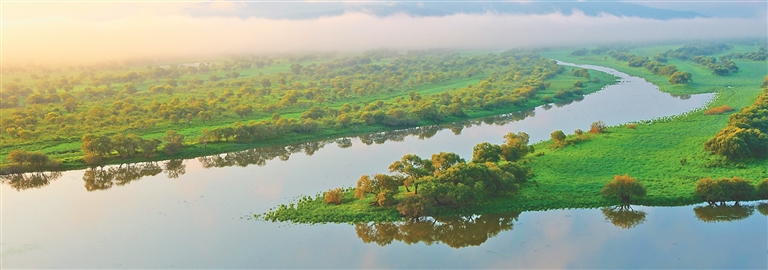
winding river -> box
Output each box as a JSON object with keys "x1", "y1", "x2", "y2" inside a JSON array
[{"x1": 4, "y1": 63, "x2": 766, "y2": 268}]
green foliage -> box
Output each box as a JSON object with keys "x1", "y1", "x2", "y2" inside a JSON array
[
  {"x1": 756, "y1": 179, "x2": 768, "y2": 199},
  {"x1": 499, "y1": 132, "x2": 534, "y2": 162},
  {"x1": 695, "y1": 177, "x2": 755, "y2": 204},
  {"x1": 265, "y1": 138, "x2": 531, "y2": 222},
  {"x1": 704, "y1": 88, "x2": 768, "y2": 160},
  {"x1": 669, "y1": 71, "x2": 693, "y2": 84},
  {"x1": 601, "y1": 175, "x2": 647, "y2": 204},
  {"x1": 549, "y1": 130, "x2": 566, "y2": 148},
  {"x1": 471, "y1": 142, "x2": 501, "y2": 163}
]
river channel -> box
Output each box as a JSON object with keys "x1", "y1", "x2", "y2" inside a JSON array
[{"x1": 4, "y1": 63, "x2": 765, "y2": 268}]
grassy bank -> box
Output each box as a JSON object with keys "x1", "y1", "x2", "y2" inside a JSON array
[
  {"x1": 261, "y1": 44, "x2": 768, "y2": 223},
  {"x1": 6, "y1": 65, "x2": 618, "y2": 173}
]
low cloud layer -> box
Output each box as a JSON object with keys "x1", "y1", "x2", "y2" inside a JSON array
[{"x1": 3, "y1": 10, "x2": 766, "y2": 66}]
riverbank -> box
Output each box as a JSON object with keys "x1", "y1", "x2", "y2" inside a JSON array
[
  {"x1": 260, "y1": 48, "x2": 768, "y2": 223},
  {"x1": 4, "y1": 67, "x2": 619, "y2": 174}
]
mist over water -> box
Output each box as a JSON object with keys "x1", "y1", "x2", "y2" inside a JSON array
[{"x1": 2, "y1": 2, "x2": 766, "y2": 66}]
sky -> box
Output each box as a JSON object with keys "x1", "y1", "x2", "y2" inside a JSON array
[{"x1": 1, "y1": 0, "x2": 766, "y2": 66}]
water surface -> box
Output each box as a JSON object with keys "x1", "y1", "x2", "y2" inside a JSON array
[{"x1": 7, "y1": 63, "x2": 762, "y2": 269}]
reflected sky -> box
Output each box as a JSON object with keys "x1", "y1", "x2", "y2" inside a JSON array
[{"x1": 3, "y1": 63, "x2": 750, "y2": 268}]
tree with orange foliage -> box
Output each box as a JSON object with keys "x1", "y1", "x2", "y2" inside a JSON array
[{"x1": 602, "y1": 175, "x2": 647, "y2": 204}]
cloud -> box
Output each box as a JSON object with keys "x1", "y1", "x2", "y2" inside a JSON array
[{"x1": 2, "y1": 9, "x2": 765, "y2": 66}]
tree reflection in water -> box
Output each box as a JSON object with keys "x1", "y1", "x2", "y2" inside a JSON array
[
  {"x1": 5, "y1": 107, "x2": 541, "y2": 192},
  {"x1": 163, "y1": 159, "x2": 186, "y2": 179},
  {"x1": 693, "y1": 203, "x2": 755, "y2": 223},
  {"x1": 601, "y1": 205, "x2": 647, "y2": 229},
  {"x1": 83, "y1": 162, "x2": 163, "y2": 191},
  {"x1": 354, "y1": 213, "x2": 520, "y2": 249},
  {"x1": 758, "y1": 203, "x2": 768, "y2": 216},
  {"x1": 0, "y1": 171, "x2": 63, "y2": 191}
]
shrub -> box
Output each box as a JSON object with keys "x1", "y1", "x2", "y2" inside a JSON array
[
  {"x1": 704, "y1": 105, "x2": 735, "y2": 115},
  {"x1": 601, "y1": 175, "x2": 647, "y2": 204},
  {"x1": 755, "y1": 179, "x2": 768, "y2": 199},
  {"x1": 324, "y1": 188, "x2": 343, "y2": 205},
  {"x1": 396, "y1": 194, "x2": 432, "y2": 219},
  {"x1": 550, "y1": 130, "x2": 566, "y2": 148},
  {"x1": 626, "y1": 123, "x2": 636, "y2": 129},
  {"x1": 589, "y1": 120, "x2": 606, "y2": 134},
  {"x1": 696, "y1": 177, "x2": 755, "y2": 204},
  {"x1": 542, "y1": 95, "x2": 553, "y2": 103},
  {"x1": 574, "y1": 129, "x2": 583, "y2": 136}
]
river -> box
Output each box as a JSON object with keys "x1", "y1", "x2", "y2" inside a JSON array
[{"x1": 4, "y1": 62, "x2": 765, "y2": 268}]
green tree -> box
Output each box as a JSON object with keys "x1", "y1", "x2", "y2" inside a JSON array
[
  {"x1": 162, "y1": 130, "x2": 184, "y2": 155},
  {"x1": 471, "y1": 142, "x2": 501, "y2": 163},
  {"x1": 668, "y1": 71, "x2": 692, "y2": 84},
  {"x1": 233, "y1": 104, "x2": 253, "y2": 118},
  {"x1": 389, "y1": 154, "x2": 434, "y2": 194},
  {"x1": 550, "y1": 130, "x2": 566, "y2": 148}
]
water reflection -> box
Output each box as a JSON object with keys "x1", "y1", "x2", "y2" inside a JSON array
[
  {"x1": 354, "y1": 212, "x2": 520, "y2": 248},
  {"x1": 163, "y1": 159, "x2": 186, "y2": 179},
  {"x1": 0, "y1": 171, "x2": 62, "y2": 191},
  {"x1": 601, "y1": 206, "x2": 647, "y2": 229},
  {"x1": 758, "y1": 203, "x2": 768, "y2": 216},
  {"x1": 693, "y1": 204, "x2": 755, "y2": 223},
  {"x1": 82, "y1": 162, "x2": 163, "y2": 191},
  {"x1": 2, "y1": 106, "x2": 540, "y2": 192}
]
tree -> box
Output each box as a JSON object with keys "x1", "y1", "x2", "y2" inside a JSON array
[
  {"x1": 233, "y1": 104, "x2": 253, "y2": 118},
  {"x1": 139, "y1": 138, "x2": 161, "y2": 157},
  {"x1": 695, "y1": 177, "x2": 723, "y2": 205},
  {"x1": 550, "y1": 130, "x2": 566, "y2": 148},
  {"x1": 668, "y1": 71, "x2": 692, "y2": 84},
  {"x1": 389, "y1": 154, "x2": 434, "y2": 193},
  {"x1": 602, "y1": 175, "x2": 647, "y2": 204},
  {"x1": 696, "y1": 177, "x2": 755, "y2": 205},
  {"x1": 431, "y1": 152, "x2": 465, "y2": 172},
  {"x1": 704, "y1": 126, "x2": 768, "y2": 160},
  {"x1": 7, "y1": 149, "x2": 30, "y2": 167},
  {"x1": 396, "y1": 194, "x2": 432, "y2": 219},
  {"x1": 471, "y1": 142, "x2": 501, "y2": 163},
  {"x1": 500, "y1": 132, "x2": 533, "y2": 161},
  {"x1": 124, "y1": 83, "x2": 137, "y2": 94},
  {"x1": 757, "y1": 179, "x2": 768, "y2": 199},
  {"x1": 62, "y1": 98, "x2": 78, "y2": 112},
  {"x1": 162, "y1": 130, "x2": 184, "y2": 155}
]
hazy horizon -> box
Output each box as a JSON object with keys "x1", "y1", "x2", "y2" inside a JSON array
[{"x1": 2, "y1": 1, "x2": 766, "y2": 66}]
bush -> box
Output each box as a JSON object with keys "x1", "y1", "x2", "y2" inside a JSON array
[
  {"x1": 626, "y1": 123, "x2": 636, "y2": 129},
  {"x1": 550, "y1": 130, "x2": 566, "y2": 148},
  {"x1": 589, "y1": 121, "x2": 606, "y2": 134},
  {"x1": 756, "y1": 179, "x2": 768, "y2": 199},
  {"x1": 601, "y1": 175, "x2": 647, "y2": 204},
  {"x1": 695, "y1": 177, "x2": 755, "y2": 204},
  {"x1": 324, "y1": 188, "x2": 343, "y2": 205},
  {"x1": 396, "y1": 194, "x2": 432, "y2": 219}
]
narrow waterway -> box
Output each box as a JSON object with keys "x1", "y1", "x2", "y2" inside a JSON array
[{"x1": 6, "y1": 62, "x2": 763, "y2": 269}]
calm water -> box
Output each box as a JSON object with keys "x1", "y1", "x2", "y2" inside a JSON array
[{"x1": 5, "y1": 63, "x2": 765, "y2": 268}]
